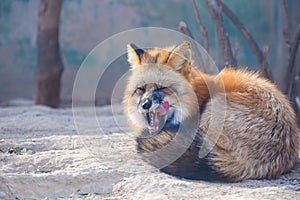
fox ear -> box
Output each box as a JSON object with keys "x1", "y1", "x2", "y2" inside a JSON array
[
  {"x1": 167, "y1": 41, "x2": 191, "y2": 70},
  {"x1": 127, "y1": 43, "x2": 144, "y2": 66}
]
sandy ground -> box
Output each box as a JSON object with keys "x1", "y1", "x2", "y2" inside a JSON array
[{"x1": 0, "y1": 105, "x2": 300, "y2": 200}]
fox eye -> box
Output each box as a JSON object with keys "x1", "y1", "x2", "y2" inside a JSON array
[
  {"x1": 135, "y1": 87, "x2": 145, "y2": 95},
  {"x1": 158, "y1": 87, "x2": 173, "y2": 95}
]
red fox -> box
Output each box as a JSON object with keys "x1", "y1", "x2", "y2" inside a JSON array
[{"x1": 123, "y1": 41, "x2": 299, "y2": 182}]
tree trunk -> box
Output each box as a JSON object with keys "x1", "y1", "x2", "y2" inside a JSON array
[{"x1": 35, "y1": 0, "x2": 63, "y2": 108}]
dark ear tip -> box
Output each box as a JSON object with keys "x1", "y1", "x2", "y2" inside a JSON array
[
  {"x1": 128, "y1": 43, "x2": 144, "y2": 58},
  {"x1": 129, "y1": 43, "x2": 139, "y2": 50}
]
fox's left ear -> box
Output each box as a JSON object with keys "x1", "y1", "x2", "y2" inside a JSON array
[
  {"x1": 167, "y1": 41, "x2": 191, "y2": 70},
  {"x1": 127, "y1": 43, "x2": 144, "y2": 66}
]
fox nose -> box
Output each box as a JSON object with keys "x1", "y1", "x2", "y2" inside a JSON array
[{"x1": 142, "y1": 99, "x2": 152, "y2": 110}]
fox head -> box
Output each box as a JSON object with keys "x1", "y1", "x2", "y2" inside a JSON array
[{"x1": 123, "y1": 42, "x2": 198, "y2": 135}]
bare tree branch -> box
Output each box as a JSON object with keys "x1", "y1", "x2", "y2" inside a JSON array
[
  {"x1": 279, "y1": 0, "x2": 297, "y2": 99},
  {"x1": 216, "y1": 0, "x2": 272, "y2": 80},
  {"x1": 234, "y1": 41, "x2": 240, "y2": 61},
  {"x1": 287, "y1": 23, "x2": 300, "y2": 97},
  {"x1": 178, "y1": 21, "x2": 194, "y2": 38},
  {"x1": 205, "y1": 0, "x2": 237, "y2": 67},
  {"x1": 280, "y1": 0, "x2": 291, "y2": 53},
  {"x1": 178, "y1": 21, "x2": 213, "y2": 73},
  {"x1": 191, "y1": 0, "x2": 209, "y2": 53},
  {"x1": 262, "y1": 45, "x2": 269, "y2": 77}
]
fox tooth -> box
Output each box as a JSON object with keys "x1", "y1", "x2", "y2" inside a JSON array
[{"x1": 150, "y1": 112, "x2": 154, "y2": 126}]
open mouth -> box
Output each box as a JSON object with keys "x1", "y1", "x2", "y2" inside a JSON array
[{"x1": 146, "y1": 101, "x2": 169, "y2": 134}]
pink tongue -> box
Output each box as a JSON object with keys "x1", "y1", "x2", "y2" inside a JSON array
[
  {"x1": 148, "y1": 102, "x2": 169, "y2": 134},
  {"x1": 157, "y1": 101, "x2": 169, "y2": 116}
]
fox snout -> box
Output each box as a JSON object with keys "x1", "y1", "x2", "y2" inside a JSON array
[
  {"x1": 142, "y1": 99, "x2": 153, "y2": 110},
  {"x1": 139, "y1": 90, "x2": 164, "y2": 113}
]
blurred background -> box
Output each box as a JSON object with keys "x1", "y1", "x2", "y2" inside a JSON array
[{"x1": 0, "y1": 0, "x2": 299, "y2": 107}]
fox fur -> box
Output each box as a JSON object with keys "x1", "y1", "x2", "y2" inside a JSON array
[{"x1": 123, "y1": 41, "x2": 299, "y2": 182}]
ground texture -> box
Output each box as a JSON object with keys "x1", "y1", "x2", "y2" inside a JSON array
[{"x1": 0, "y1": 105, "x2": 299, "y2": 200}]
